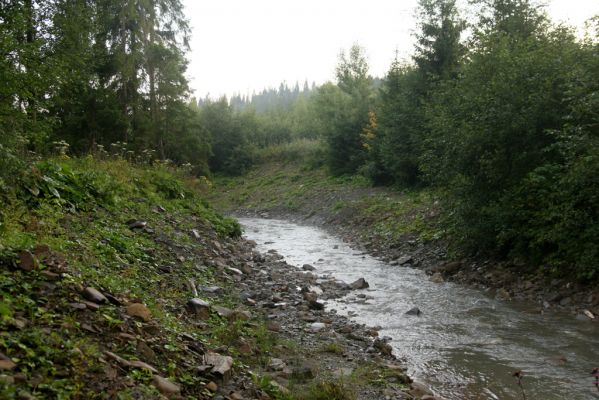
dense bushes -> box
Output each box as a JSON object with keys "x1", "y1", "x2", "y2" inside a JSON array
[{"x1": 310, "y1": 1, "x2": 599, "y2": 279}]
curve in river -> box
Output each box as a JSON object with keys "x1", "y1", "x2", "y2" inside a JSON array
[{"x1": 239, "y1": 217, "x2": 599, "y2": 400}]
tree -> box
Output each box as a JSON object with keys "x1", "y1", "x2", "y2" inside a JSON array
[
  {"x1": 414, "y1": 0, "x2": 465, "y2": 82},
  {"x1": 317, "y1": 44, "x2": 373, "y2": 175}
]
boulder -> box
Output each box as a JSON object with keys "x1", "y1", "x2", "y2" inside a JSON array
[
  {"x1": 187, "y1": 298, "x2": 211, "y2": 319},
  {"x1": 204, "y1": 352, "x2": 234, "y2": 382},
  {"x1": 82, "y1": 287, "x2": 108, "y2": 304},
  {"x1": 302, "y1": 264, "x2": 316, "y2": 271},
  {"x1": 405, "y1": 307, "x2": 422, "y2": 316},
  {"x1": 350, "y1": 278, "x2": 369, "y2": 290},
  {"x1": 19, "y1": 250, "x2": 38, "y2": 272},
  {"x1": 430, "y1": 272, "x2": 444, "y2": 283},
  {"x1": 126, "y1": 303, "x2": 152, "y2": 322},
  {"x1": 152, "y1": 375, "x2": 180, "y2": 397}
]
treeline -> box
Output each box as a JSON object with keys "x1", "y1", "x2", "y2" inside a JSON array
[
  {"x1": 317, "y1": 1, "x2": 599, "y2": 278},
  {"x1": 1, "y1": 0, "x2": 211, "y2": 176},
  {"x1": 2, "y1": 0, "x2": 598, "y2": 278}
]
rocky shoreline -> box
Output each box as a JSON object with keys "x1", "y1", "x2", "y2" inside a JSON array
[{"x1": 231, "y1": 206, "x2": 599, "y2": 325}]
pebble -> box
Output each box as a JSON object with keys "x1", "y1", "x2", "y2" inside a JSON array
[{"x1": 206, "y1": 381, "x2": 218, "y2": 392}]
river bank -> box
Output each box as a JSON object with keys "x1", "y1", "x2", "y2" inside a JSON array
[
  {"x1": 207, "y1": 161, "x2": 599, "y2": 321},
  {"x1": 0, "y1": 158, "x2": 421, "y2": 400}
]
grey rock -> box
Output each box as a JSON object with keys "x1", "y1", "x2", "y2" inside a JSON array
[
  {"x1": 350, "y1": 278, "x2": 369, "y2": 290},
  {"x1": 82, "y1": 287, "x2": 108, "y2": 304},
  {"x1": 152, "y1": 375, "x2": 180, "y2": 396},
  {"x1": 397, "y1": 255, "x2": 413, "y2": 266},
  {"x1": 405, "y1": 307, "x2": 422, "y2": 316},
  {"x1": 187, "y1": 298, "x2": 210, "y2": 319},
  {"x1": 309, "y1": 322, "x2": 326, "y2": 332},
  {"x1": 302, "y1": 264, "x2": 316, "y2": 271}
]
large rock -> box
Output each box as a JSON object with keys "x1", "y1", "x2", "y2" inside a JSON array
[
  {"x1": 396, "y1": 255, "x2": 413, "y2": 266},
  {"x1": 152, "y1": 375, "x2": 180, "y2": 397},
  {"x1": 430, "y1": 272, "x2": 444, "y2": 284},
  {"x1": 302, "y1": 264, "x2": 316, "y2": 271},
  {"x1": 19, "y1": 250, "x2": 38, "y2": 272},
  {"x1": 350, "y1": 278, "x2": 369, "y2": 290},
  {"x1": 204, "y1": 352, "x2": 234, "y2": 382},
  {"x1": 126, "y1": 303, "x2": 152, "y2": 322},
  {"x1": 82, "y1": 287, "x2": 108, "y2": 304},
  {"x1": 187, "y1": 298, "x2": 211, "y2": 319},
  {"x1": 405, "y1": 307, "x2": 422, "y2": 316},
  {"x1": 309, "y1": 322, "x2": 326, "y2": 332}
]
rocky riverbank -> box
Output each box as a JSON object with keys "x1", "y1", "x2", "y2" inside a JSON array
[
  {"x1": 208, "y1": 161, "x2": 599, "y2": 323},
  {"x1": 0, "y1": 158, "x2": 435, "y2": 400}
]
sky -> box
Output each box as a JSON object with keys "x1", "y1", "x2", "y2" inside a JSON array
[{"x1": 181, "y1": 0, "x2": 599, "y2": 100}]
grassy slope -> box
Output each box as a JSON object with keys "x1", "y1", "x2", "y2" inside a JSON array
[
  {"x1": 0, "y1": 157, "x2": 252, "y2": 399},
  {"x1": 0, "y1": 157, "x2": 414, "y2": 400},
  {"x1": 209, "y1": 156, "x2": 443, "y2": 254}
]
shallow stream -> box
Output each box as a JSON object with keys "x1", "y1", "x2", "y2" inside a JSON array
[{"x1": 239, "y1": 217, "x2": 599, "y2": 400}]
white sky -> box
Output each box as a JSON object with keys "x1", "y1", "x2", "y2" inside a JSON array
[{"x1": 182, "y1": 0, "x2": 599, "y2": 99}]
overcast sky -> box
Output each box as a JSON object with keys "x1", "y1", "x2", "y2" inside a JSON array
[{"x1": 181, "y1": 0, "x2": 599, "y2": 99}]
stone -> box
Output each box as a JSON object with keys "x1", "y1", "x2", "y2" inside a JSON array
[
  {"x1": 267, "y1": 322, "x2": 282, "y2": 332},
  {"x1": 307, "y1": 299, "x2": 325, "y2": 310},
  {"x1": 104, "y1": 351, "x2": 158, "y2": 373},
  {"x1": 397, "y1": 255, "x2": 413, "y2": 266},
  {"x1": 309, "y1": 322, "x2": 326, "y2": 332},
  {"x1": 204, "y1": 352, "x2": 234, "y2": 381},
  {"x1": 302, "y1": 264, "x2": 316, "y2": 271},
  {"x1": 0, "y1": 359, "x2": 16, "y2": 371},
  {"x1": 69, "y1": 302, "x2": 87, "y2": 310},
  {"x1": 187, "y1": 298, "x2": 211, "y2": 319},
  {"x1": 440, "y1": 261, "x2": 462, "y2": 273},
  {"x1": 291, "y1": 366, "x2": 315, "y2": 382},
  {"x1": 136, "y1": 341, "x2": 156, "y2": 363},
  {"x1": 496, "y1": 288, "x2": 511, "y2": 301},
  {"x1": 200, "y1": 286, "x2": 224, "y2": 295},
  {"x1": 191, "y1": 229, "x2": 201, "y2": 239},
  {"x1": 374, "y1": 338, "x2": 393, "y2": 356},
  {"x1": 226, "y1": 267, "x2": 243, "y2": 275},
  {"x1": 126, "y1": 303, "x2": 152, "y2": 321},
  {"x1": 405, "y1": 307, "x2": 422, "y2": 316},
  {"x1": 268, "y1": 358, "x2": 286, "y2": 371},
  {"x1": 126, "y1": 220, "x2": 147, "y2": 229},
  {"x1": 81, "y1": 300, "x2": 100, "y2": 311},
  {"x1": 212, "y1": 305, "x2": 234, "y2": 319},
  {"x1": 430, "y1": 272, "x2": 444, "y2": 283},
  {"x1": 410, "y1": 382, "x2": 434, "y2": 398},
  {"x1": 559, "y1": 297, "x2": 572, "y2": 306},
  {"x1": 19, "y1": 250, "x2": 38, "y2": 272},
  {"x1": 269, "y1": 381, "x2": 289, "y2": 395},
  {"x1": 350, "y1": 278, "x2": 369, "y2": 290},
  {"x1": 152, "y1": 375, "x2": 181, "y2": 397},
  {"x1": 238, "y1": 341, "x2": 252, "y2": 355},
  {"x1": 82, "y1": 287, "x2": 108, "y2": 304},
  {"x1": 206, "y1": 381, "x2": 218, "y2": 392}
]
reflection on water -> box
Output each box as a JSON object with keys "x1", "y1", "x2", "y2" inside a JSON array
[{"x1": 240, "y1": 218, "x2": 599, "y2": 400}]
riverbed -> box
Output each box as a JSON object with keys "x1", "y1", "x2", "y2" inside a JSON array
[{"x1": 239, "y1": 217, "x2": 599, "y2": 400}]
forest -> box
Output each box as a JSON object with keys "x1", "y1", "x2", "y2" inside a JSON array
[{"x1": 1, "y1": 0, "x2": 599, "y2": 279}]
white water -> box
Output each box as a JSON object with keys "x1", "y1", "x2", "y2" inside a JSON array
[{"x1": 240, "y1": 217, "x2": 599, "y2": 400}]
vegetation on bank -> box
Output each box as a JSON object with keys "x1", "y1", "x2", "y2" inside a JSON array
[
  {"x1": 0, "y1": 156, "x2": 410, "y2": 400},
  {"x1": 0, "y1": 157, "x2": 242, "y2": 398},
  {"x1": 208, "y1": 142, "x2": 442, "y2": 247},
  {"x1": 3, "y1": 0, "x2": 598, "y2": 280}
]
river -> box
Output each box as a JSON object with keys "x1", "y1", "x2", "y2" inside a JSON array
[{"x1": 239, "y1": 217, "x2": 599, "y2": 400}]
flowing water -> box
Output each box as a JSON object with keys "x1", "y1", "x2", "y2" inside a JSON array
[{"x1": 239, "y1": 217, "x2": 599, "y2": 400}]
